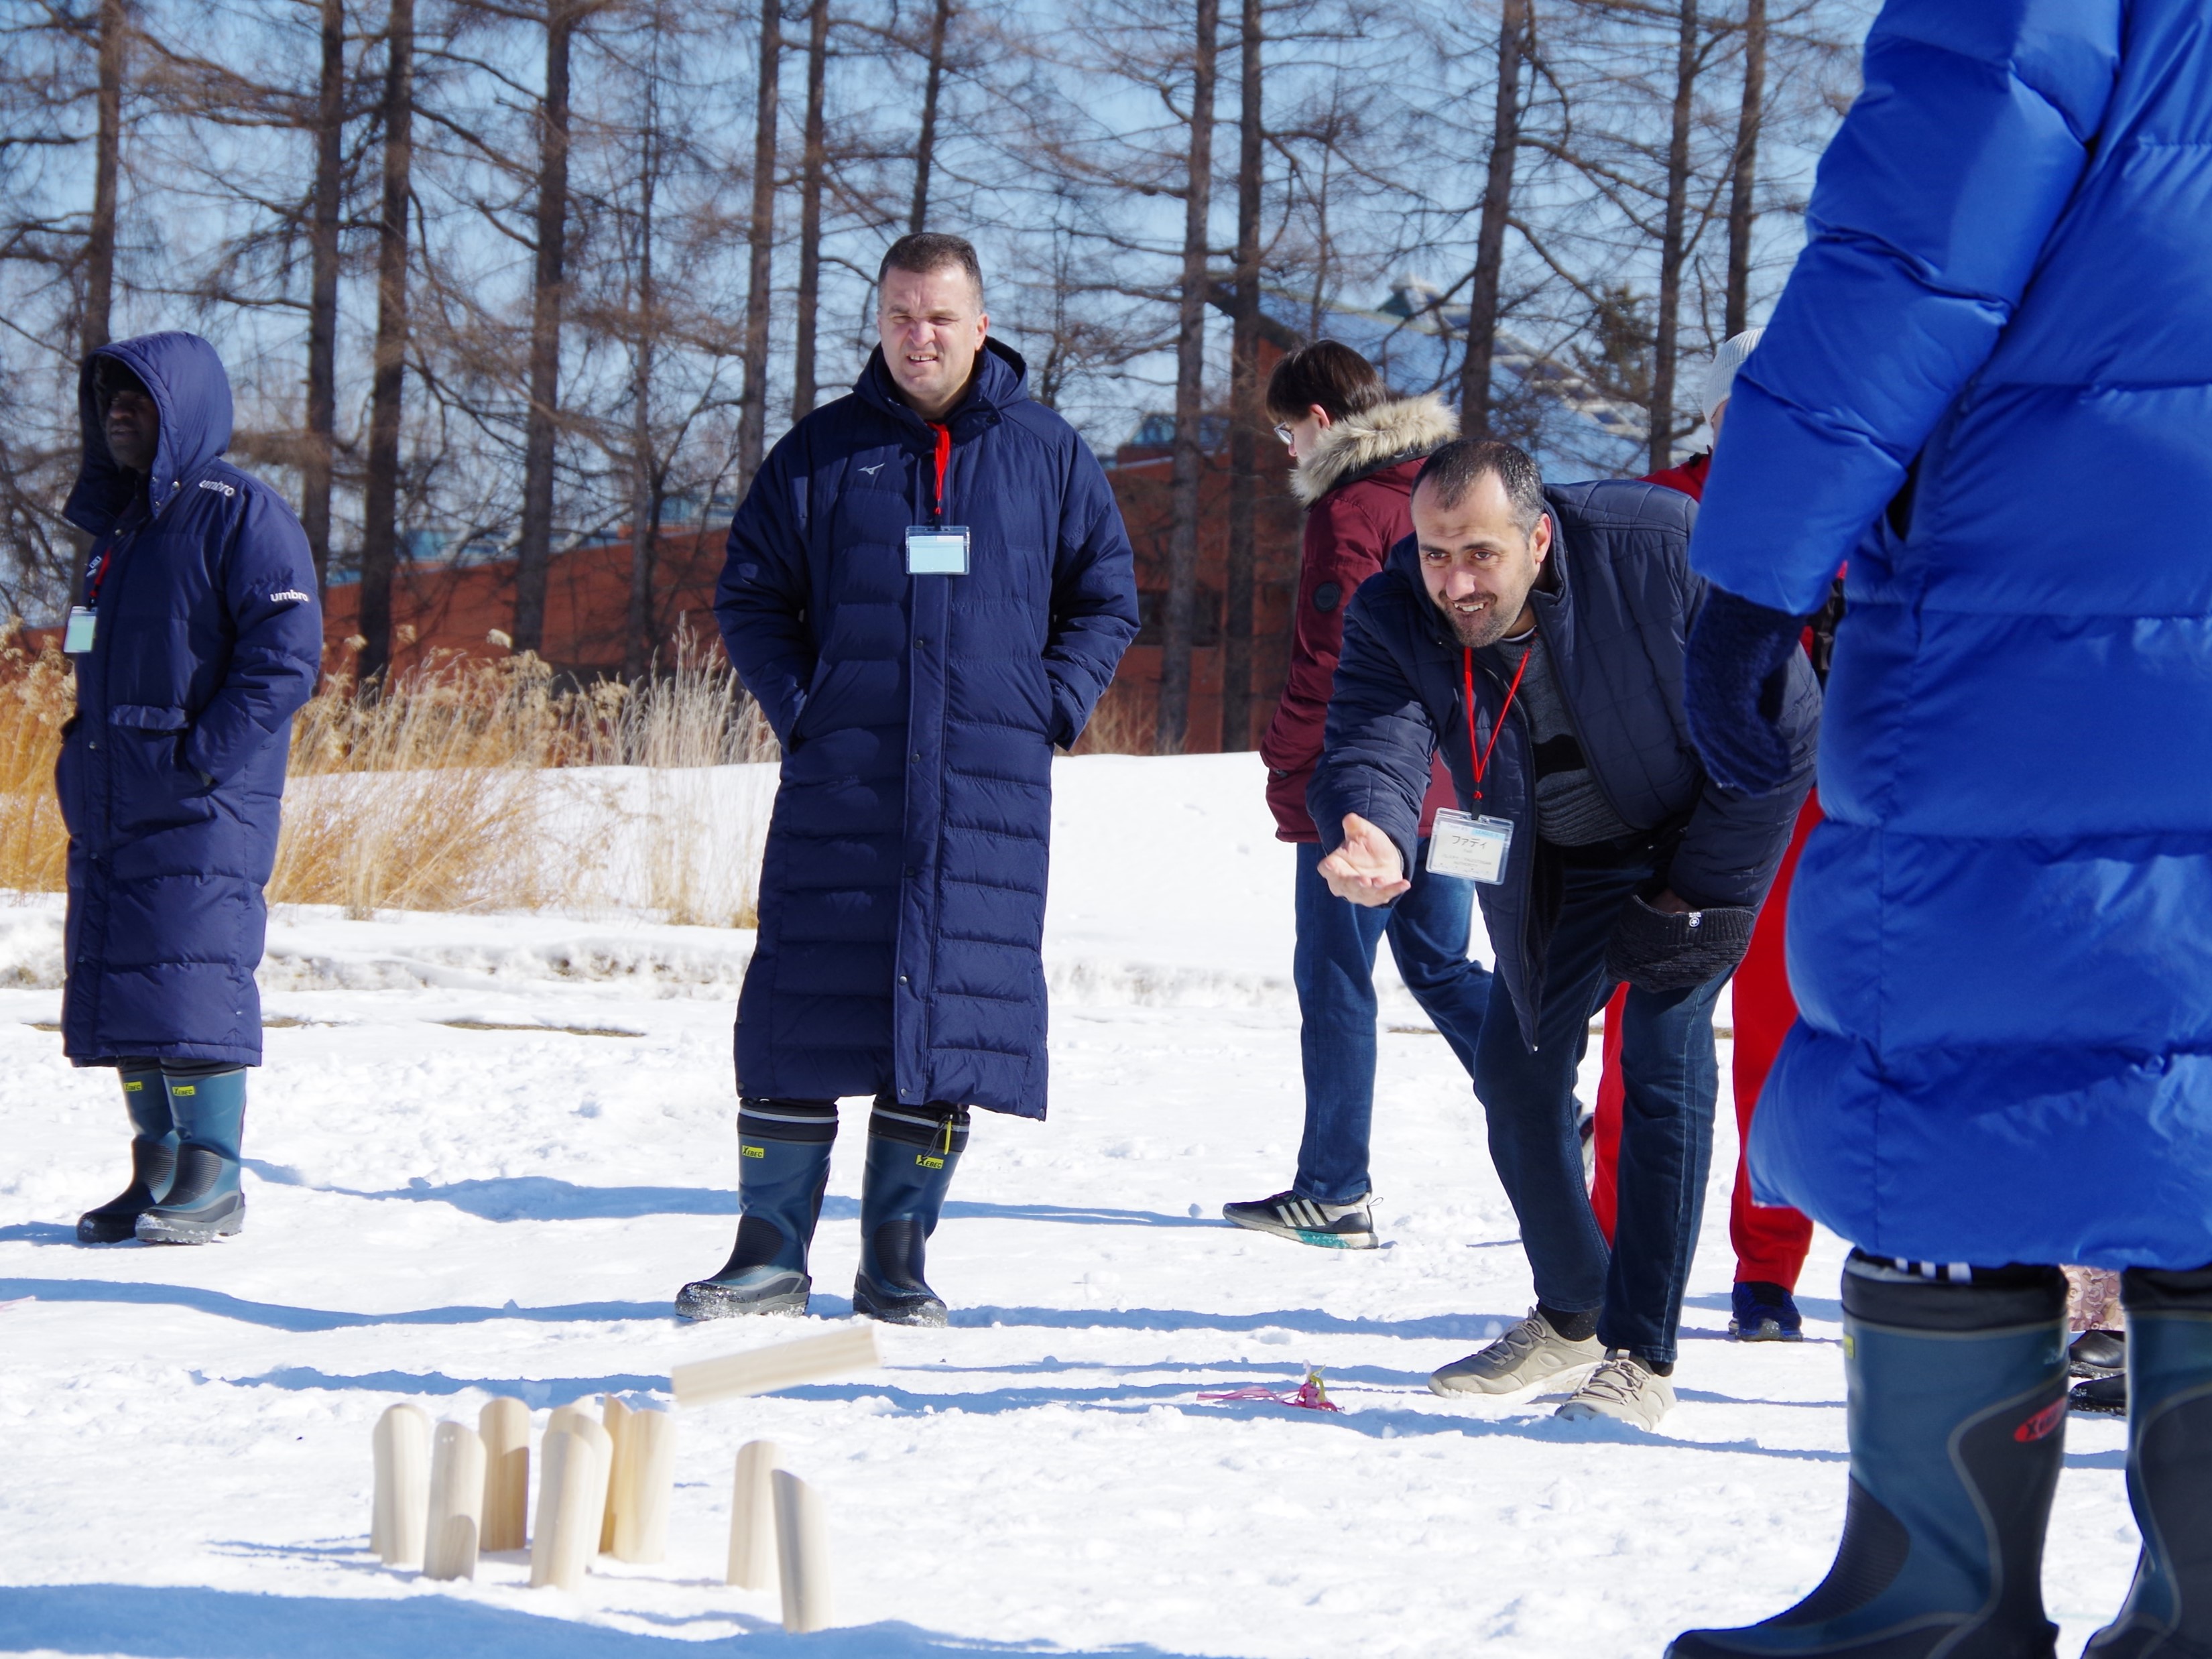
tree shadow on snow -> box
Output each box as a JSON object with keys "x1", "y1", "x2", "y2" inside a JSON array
[
  {"x1": 0, "y1": 1276, "x2": 668, "y2": 1333},
  {"x1": 945, "y1": 1303, "x2": 1506, "y2": 1341},
  {"x1": 0, "y1": 1221, "x2": 79, "y2": 1246},
  {"x1": 0, "y1": 1584, "x2": 1211, "y2": 1659}
]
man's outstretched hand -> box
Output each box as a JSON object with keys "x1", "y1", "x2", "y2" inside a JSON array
[{"x1": 1317, "y1": 813, "x2": 1410, "y2": 906}]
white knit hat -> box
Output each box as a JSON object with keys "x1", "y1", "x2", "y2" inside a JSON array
[{"x1": 1700, "y1": 327, "x2": 1766, "y2": 422}]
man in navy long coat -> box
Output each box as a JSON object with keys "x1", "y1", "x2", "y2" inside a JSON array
[
  {"x1": 1669, "y1": 1, "x2": 2212, "y2": 1653},
  {"x1": 679, "y1": 233, "x2": 1138, "y2": 1326},
  {"x1": 62, "y1": 332, "x2": 322, "y2": 1247}
]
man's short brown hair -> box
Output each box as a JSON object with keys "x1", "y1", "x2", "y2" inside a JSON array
[
  {"x1": 1265, "y1": 341, "x2": 1386, "y2": 424},
  {"x1": 879, "y1": 233, "x2": 985, "y2": 307}
]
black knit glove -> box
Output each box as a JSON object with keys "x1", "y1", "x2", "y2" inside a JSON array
[
  {"x1": 1684, "y1": 585, "x2": 1808, "y2": 796},
  {"x1": 1604, "y1": 894, "x2": 1756, "y2": 993}
]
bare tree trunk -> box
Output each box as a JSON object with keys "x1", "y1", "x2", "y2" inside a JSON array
[
  {"x1": 791, "y1": 0, "x2": 827, "y2": 420},
  {"x1": 81, "y1": 0, "x2": 127, "y2": 355},
  {"x1": 358, "y1": 0, "x2": 415, "y2": 688},
  {"x1": 302, "y1": 0, "x2": 345, "y2": 599},
  {"x1": 1648, "y1": 0, "x2": 1699, "y2": 475},
  {"x1": 908, "y1": 0, "x2": 951, "y2": 233},
  {"x1": 513, "y1": 0, "x2": 576, "y2": 656},
  {"x1": 735, "y1": 0, "x2": 781, "y2": 488},
  {"x1": 1461, "y1": 0, "x2": 1526, "y2": 438},
  {"x1": 624, "y1": 52, "x2": 661, "y2": 683},
  {"x1": 1219, "y1": 0, "x2": 1260, "y2": 753},
  {"x1": 1153, "y1": 0, "x2": 1217, "y2": 756},
  {"x1": 1724, "y1": 0, "x2": 1765, "y2": 339}
]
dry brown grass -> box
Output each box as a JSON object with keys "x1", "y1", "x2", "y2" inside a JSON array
[
  {"x1": 1068, "y1": 676, "x2": 1157, "y2": 755},
  {"x1": 0, "y1": 624, "x2": 781, "y2": 922}
]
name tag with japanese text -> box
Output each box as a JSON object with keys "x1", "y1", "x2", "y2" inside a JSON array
[
  {"x1": 63, "y1": 607, "x2": 97, "y2": 654},
  {"x1": 906, "y1": 526, "x2": 971, "y2": 576},
  {"x1": 1428, "y1": 809, "x2": 1514, "y2": 885}
]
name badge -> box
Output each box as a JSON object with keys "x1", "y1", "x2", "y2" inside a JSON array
[
  {"x1": 1428, "y1": 809, "x2": 1514, "y2": 885},
  {"x1": 906, "y1": 526, "x2": 971, "y2": 576},
  {"x1": 62, "y1": 607, "x2": 97, "y2": 654}
]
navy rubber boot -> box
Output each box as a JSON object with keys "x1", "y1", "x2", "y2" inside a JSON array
[
  {"x1": 76, "y1": 1064, "x2": 176, "y2": 1244},
  {"x1": 2083, "y1": 1264, "x2": 2212, "y2": 1658},
  {"x1": 135, "y1": 1066, "x2": 248, "y2": 1245},
  {"x1": 1670, "y1": 1255, "x2": 2069, "y2": 1659},
  {"x1": 675, "y1": 1100, "x2": 837, "y2": 1320},
  {"x1": 852, "y1": 1101, "x2": 968, "y2": 1328}
]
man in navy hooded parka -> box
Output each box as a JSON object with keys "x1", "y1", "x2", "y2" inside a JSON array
[
  {"x1": 62, "y1": 332, "x2": 322, "y2": 1249},
  {"x1": 1668, "y1": 2, "x2": 2212, "y2": 1654},
  {"x1": 678, "y1": 234, "x2": 1138, "y2": 1327}
]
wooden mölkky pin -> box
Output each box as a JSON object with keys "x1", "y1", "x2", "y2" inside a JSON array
[
  {"x1": 528, "y1": 1416, "x2": 612, "y2": 1592},
  {"x1": 613, "y1": 1406, "x2": 675, "y2": 1564},
  {"x1": 772, "y1": 1468, "x2": 833, "y2": 1634},
  {"x1": 670, "y1": 1324, "x2": 881, "y2": 1408},
  {"x1": 424, "y1": 1420, "x2": 486, "y2": 1581},
  {"x1": 477, "y1": 1396, "x2": 530, "y2": 1551},
  {"x1": 371, "y1": 1403, "x2": 431, "y2": 1569},
  {"x1": 598, "y1": 1394, "x2": 632, "y2": 1554},
  {"x1": 725, "y1": 1439, "x2": 780, "y2": 1589}
]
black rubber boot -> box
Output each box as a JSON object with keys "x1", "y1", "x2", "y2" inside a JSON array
[
  {"x1": 76, "y1": 1064, "x2": 175, "y2": 1243},
  {"x1": 135, "y1": 1066, "x2": 249, "y2": 1244},
  {"x1": 675, "y1": 1100, "x2": 837, "y2": 1320},
  {"x1": 2083, "y1": 1264, "x2": 2212, "y2": 1658},
  {"x1": 852, "y1": 1101, "x2": 968, "y2": 1328},
  {"x1": 1669, "y1": 1255, "x2": 2069, "y2": 1659}
]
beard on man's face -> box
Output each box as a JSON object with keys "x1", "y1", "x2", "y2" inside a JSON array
[{"x1": 1432, "y1": 576, "x2": 1530, "y2": 650}]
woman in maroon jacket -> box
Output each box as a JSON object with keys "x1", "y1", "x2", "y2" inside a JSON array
[{"x1": 1223, "y1": 343, "x2": 1492, "y2": 1249}]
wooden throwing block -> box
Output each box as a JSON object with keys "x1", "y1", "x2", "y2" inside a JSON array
[
  {"x1": 424, "y1": 1421, "x2": 486, "y2": 1581},
  {"x1": 725, "y1": 1439, "x2": 780, "y2": 1589},
  {"x1": 477, "y1": 1397, "x2": 530, "y2": 1551},
  {"x1": 772, "y1": 1469, "x2": 833, "y2": 1634},
  {"x1": 371, "y1": 1403, "x2": 431, "y2": 1569},
  {"x1": 613, "y1": 1406, "x2": 675, "y2": 1564},
  {"x1": 599, "y1": 1394, "x2": 633, "y2": 1554},
  {"x1": 528, "y1": 1418, "x2": 612, "y2": 1592},
  {"x1": 670, "y1": 1324, "x2": 881, "y2": 1408}
]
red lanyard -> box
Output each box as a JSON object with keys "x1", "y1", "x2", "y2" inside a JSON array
[
  {"x1": 930, "y1": 423, "x2": 951, "y2": 521},
  {"x1": 1463, "y1": 643, "x2": 1532, "y2": 801},
  {"x1": 84, "y1": 525, "x2": 137, "y2": 606}
]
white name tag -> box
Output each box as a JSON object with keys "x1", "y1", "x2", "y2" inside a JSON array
[
  {"x1": 1428, "y1": 809, "x2": 1514, "y2": 884},
  {"x1": 62, "y1": 607, "x2": 97, "y2": 654},
  {"x1": 906, "y1": 526, "x2": 971, "y2": 576}
]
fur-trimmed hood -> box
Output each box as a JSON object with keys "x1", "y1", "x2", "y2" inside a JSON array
[{"x1": 1290, "y1": 391, "x2": 1457, "y2": 507}]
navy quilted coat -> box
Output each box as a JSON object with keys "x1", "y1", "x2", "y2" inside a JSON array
[
  {"x1": 715, "y1": 341, "x2": 1138, "y2": 1118},
  {"x1": 57, "y1": 332, "x2": 322, "y2": 1066},
  {"x1": 1312, "y1": 481, "x2": 1817, "y2": 1046},
  {"x1": 1693, "y1": 0, "x2": 2212, "y2": 1269}
]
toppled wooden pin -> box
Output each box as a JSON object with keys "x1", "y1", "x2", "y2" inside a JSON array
[{"x1": 670, "y1": 1323, "x2": 881, "y2": 1408}]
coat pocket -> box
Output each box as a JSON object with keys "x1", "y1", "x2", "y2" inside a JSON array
[{"x1": 108, "y1": 703, "x2": 190, "y2": 733}]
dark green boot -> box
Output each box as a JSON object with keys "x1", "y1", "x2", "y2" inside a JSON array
[
  {"x1": 1669, "y1": 1255, "x2": 2069, "y2": 1659},
  {"x1": 135, "y1": 1066, "x2": 248, "y2": 1244},
  {"x1": 2084, "y1": 1264, "x2": 2212, "y2": 1658},
  {"x1": 76, "y1": 1063, "x2": 175, "y2": 1243},
  {"x1": 853, "y1": 1101, "x2": 968, "y2": 1327},
  {"x1": 676, "y1": 1100, "x2": 837, "y2": 1320}
]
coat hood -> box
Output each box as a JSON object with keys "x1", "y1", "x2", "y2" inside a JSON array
[
  {"x1": 66, "y1": 330, "x2": 235, "y2": 538},
  {"x1": 1291, "y1": 391, "x2": 1457, "y2": 507},
  {"x1": 855, "y1": 336, "x2": 1030, "y2": 430}
]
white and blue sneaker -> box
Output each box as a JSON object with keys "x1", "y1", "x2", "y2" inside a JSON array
[{"x1": 1221, "y1": 1189, "x2": 1379, "y2": 1250}]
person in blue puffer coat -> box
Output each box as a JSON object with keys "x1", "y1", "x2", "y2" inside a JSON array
[
  {"x1": 1669, "y1": 3, "x2": 2212, "y2": 1654},
  {"x1": 678, "y1": 233, "x2": 1138, "y2": 1327},
  {"x1": 60, "y1": 332, "x2": 322, "y2": 1248}
]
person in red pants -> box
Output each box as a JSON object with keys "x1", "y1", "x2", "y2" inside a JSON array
[{"x1": 1587, "y1": 329, "x2": 1823, "y2": 1341}]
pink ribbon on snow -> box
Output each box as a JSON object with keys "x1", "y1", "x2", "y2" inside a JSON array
[{"x1": 1198, "y1": 1369, "x2": 1342, "y2": 1412}]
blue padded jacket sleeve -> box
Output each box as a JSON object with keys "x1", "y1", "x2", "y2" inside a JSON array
[
  {"x1": 184, "y1": 483, "x2": 322, "y2": 785},
  {"x1": 715, "y1": 436, "x2": 816, "y2": 746},
  {"x1": 1044, "y1": 440, "x2": 1140, "y2": 749},
  {"x1": 1692, "y1": 0, "x2": 2121, "y2": 613},
  {"x1": 1306, "y1": 582, "x2": 1436, "y2": 877}
]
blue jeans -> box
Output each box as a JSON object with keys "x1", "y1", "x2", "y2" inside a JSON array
[
  {"x1": 1292, "y1": 839, "x2": 1493, "y2": 1205},
  {"x1": 1473, "y1": 856, "x2": 1721, "y2": 1369}
]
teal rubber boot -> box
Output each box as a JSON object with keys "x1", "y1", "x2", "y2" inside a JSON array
[
  {"x1": 76, "y1": 1064, "x2": 176, "y2": 1243},
  {"x1": 853, "y1": 1101, "x2": 968, "y2": 1328},
  {"x1": 1669, "y1": 1256, "x2": 2069, "y2": 1659},
  {"x1": 676, "y1": 1100, "x2": 837, "y2": 1320},
  {"x1": 135, "y1": 1067, "x2": 247, "y2": 1244},
  {"x1": 2083, "y1": 1264, "x2": 2212, "y2": 1658}
]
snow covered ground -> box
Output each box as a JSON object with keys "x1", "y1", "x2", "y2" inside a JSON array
[{"x1": 0, "y1": 753, "x2": 2138, "y2": 1657}]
